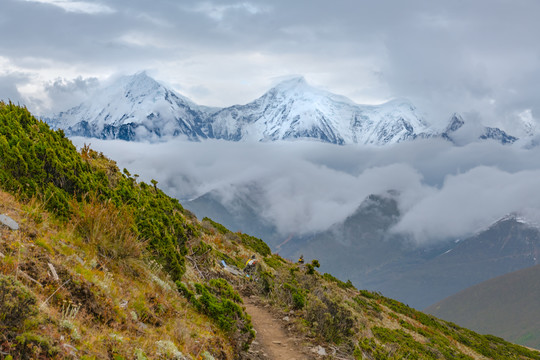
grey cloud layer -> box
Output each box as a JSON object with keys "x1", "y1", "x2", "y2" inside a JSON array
[
  {"x1": 70, "y1": 137, "x2": 540, "y2": 243},
  {"x1": 1, "y1": 0, "x2": 539, "y2": 129}
]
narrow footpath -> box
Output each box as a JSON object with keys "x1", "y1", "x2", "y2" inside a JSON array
[{"x1": 243, "y1": 298, "x2": 312, "y2": 359}]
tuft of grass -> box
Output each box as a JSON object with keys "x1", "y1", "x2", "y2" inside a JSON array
[{"x1": 72, "y1": 198, "x2": 143, "y2": 269}]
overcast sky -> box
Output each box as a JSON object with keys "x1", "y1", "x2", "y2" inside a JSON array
[{"x1": 1, "y1": 0, "x2": 539, "y2": 131}]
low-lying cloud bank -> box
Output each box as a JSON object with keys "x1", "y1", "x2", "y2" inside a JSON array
[{"x1": 70, "y1": 137, "x2": 540, "y2": 244}]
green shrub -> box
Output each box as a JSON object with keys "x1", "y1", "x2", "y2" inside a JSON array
[
  {"x1": 176, "y1": 281, "x2": 196, "y2": 302},
  {"x1": 263, "y1": 254, "x2": 285, "y2": 269},
  {"x1": 177, "y1": 279, "x2": 252, "y2": 345},
  {"x1": 257, "y1": 271, "x2": 274, "y2": 295},
  {"x1": 0, "y1": 274, "x2": 38, "y2": 333},
  {"x1": 292, "y1": 292, "x2": 305, "y2": 309},
  {"x1": 355, "y1": 338, "x2": 388, "y2": 360},
  {"x1": 237, "y1": 233, "x2": 271, "y2": 257},
  {"x1": 200, "y1": 218, "x2": 271, "y2": 256},
  {"x1": 192, "y1": 282, "x2": 251, "y2": 333},
  {"x1": 15, "y1": 332, "x2": 57, "y2": 358},
  {"x1": 305, "y1": 293, "x2": 355, "y2": 343},
  {"x1": 322, "y1": 273, "x2": 355, "y2": 289},
  {"x1": 358, "y1": 289, "x2": 381, "y2": 300},
  {"x1": 202, "y1": 217, "x2": 230, "y2": 235},
  {"x1": 207, "y1": 278, "x2": 243, "y2": 303},
  {"x1": 284, "y1": 283, "x2": 306, "y2": 310}
]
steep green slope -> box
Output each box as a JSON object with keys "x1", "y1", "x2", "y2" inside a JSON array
[
  {"x1": 426, "y1": 263, "x2": 540, "y2": 349},
  {"x1": 0, "y1": 101, "x2": 192, "y2": 281},
  {"x1": 1, "y1": 101, "x2": 539, "y2": 359}
]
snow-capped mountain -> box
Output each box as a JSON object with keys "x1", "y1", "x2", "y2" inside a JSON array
[
  {"x1": 441, "y1": 113, "x2": 518, "y2": 145},
  {"x1": 47, "y1": 72, "x2": 518, "y2": 145},
  {"x1": 204, "y1": 77, "x2": 434, "y2": 145},
  {"x1": 49, "y1": 72, "x2": 214, "y2": 141}
]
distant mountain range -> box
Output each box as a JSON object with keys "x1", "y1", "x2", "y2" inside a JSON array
[
  {"x1": 46, "y1": 72, "x2": 518, "y2": 146},
  {"x1": 186, "y1": 190, "x2": 540, "y2": 310},
  {"x1": 279, "y1": 198, "x2": 540, "y2": 309},
  {"x1": 375, "y1": 214, "x2": 540, "y2": 309},
  {"x1": 426, "y1": 263, "x2": 540, "y2": 349}
]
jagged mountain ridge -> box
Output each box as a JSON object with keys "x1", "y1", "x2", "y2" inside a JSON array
[
  {"x1": 442, "y1": 113, "x2": 518, "y2": 144},
  {"x1": 203, "y1": 77, "x2": 434, "y2": 145},
  {"x1": 47, "y1": 72, "x2": 518, "y2": 145},
  {"x1": 377, "y1": 214, "x2": 540, "y2": 309}
]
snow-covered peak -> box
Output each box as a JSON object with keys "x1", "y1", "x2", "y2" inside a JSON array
[
  {"x1": 441, "y1": 113, "x2": 518, "y2": 145},
  {"x1": 50, "y1": 72, "x2": 209, "y2": 141},
  {"x1": 106, "y1": 72, "x2": 195, "y2": 108},
  {"x1": 271, "y1": 76, "x2": 308, "y2": 90},
  {"x1": 262, "y1": 77, "x2": 356, "y2": 107},
  {"x1": 518, "y1": 109, "x2": 537, "y2": 137},
  {"x1": 48, "y1": 72, "x2": 518, "y2": 146},
  {"x1": 378, "y1": 98, "x2": 416, "y2": 109},
  {"x1": 481, "y1": 213, "x2": 540, "y2": 232},
  {"x1": 122, "y1": 71, "x2": 160, "y2": 92},
  {"x1": 207, "y1": 77, "x2": 434, "y2": 145},
  {"x1": 444, "y1": 113, "x2": 465, "y2": 133}
]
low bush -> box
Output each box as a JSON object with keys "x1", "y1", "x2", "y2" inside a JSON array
[
  {"x1": 202, "y1": 217, "x2": 230, "y2": 235},
  {"x1": 0, "y1": 274, "x2": 38, "y2": 333},
  {"x1": 237, "y1": 233, "x2": 271, "y2": 257},
  {"x1": 263, "y1": 254, "x2": 285, "y2": 269},
  {"x1": 355, "y1": 338, "x2": 388, "y2": 360},
  {"x1": 305, "y1": 292, "x2": 355, "y2": 343},
  {"x1": 176, "y1": 279, "x2": 254, "y2": 351},
  {"x1": 322, "y1": 273, "x2": 356, "y2": 289},
  {"x1": 283, "y1": 282, "x2": 306, "y2": 309}
]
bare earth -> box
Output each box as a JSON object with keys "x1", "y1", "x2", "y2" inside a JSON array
[{"x1": 243, "y1": 298, "x2": 313, "y2": 360}]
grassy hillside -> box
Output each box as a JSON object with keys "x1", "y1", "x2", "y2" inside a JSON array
[
  {"x1": 1, "y1": 101, "x2": 539, "y2": 359},
  {"x1": 426, "y1": 263, "x2": 540, "y2": 350}
]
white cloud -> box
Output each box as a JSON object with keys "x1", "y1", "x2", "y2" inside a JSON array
[
  {"x1": 393, "y1": 166, "x2": 540, "y2": 243},
  {"x1": 42, "y1": 75, "x2": 100, "y2": 114},
  {"x1": 21, "y1": 0, "x2": 115, "y2": 14},
  {"x1": 68, "y1": 136, "x2": 540, "y2": 243},
  {"x1": 115, "y1": 33, "x2": 177, "y2": 49},
  {"x1": 187, "y1": 2, "x2": 269, "y2": 21}
]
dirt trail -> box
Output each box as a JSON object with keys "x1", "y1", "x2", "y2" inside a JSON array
[{"x1": 243, "y1": 298, "x2": 312, "y2": 359}]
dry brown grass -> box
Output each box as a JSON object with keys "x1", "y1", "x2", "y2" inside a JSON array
[
  {"x1": 71, "y1": 197, "x2": 144, "y2": 267},
  {"x1": 0, "y1": 190, "x2": 237, "y2": 359}
]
